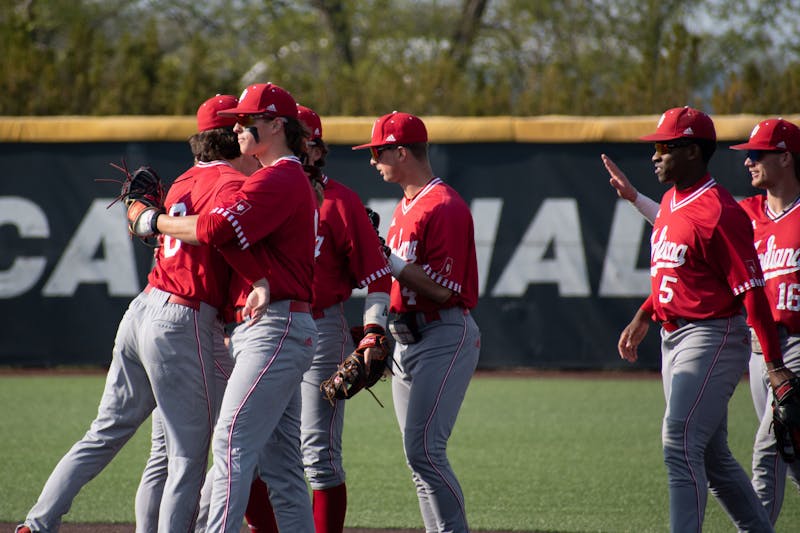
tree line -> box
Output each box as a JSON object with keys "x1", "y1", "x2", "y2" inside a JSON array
[{"x1": 2, "y1": 0, "x2": 799, "y2": 117}]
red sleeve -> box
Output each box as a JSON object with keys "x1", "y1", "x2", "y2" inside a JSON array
[
  {"x1": 367, "y1": 275, "x2": 391, "y2": 293},
  {"x1": 195, "y1": 171, "x2": 244, "y2": 246},
  {"x1": 217, "y1": 243, "x2": 266, "y2": 286},
  {"x1": 420, "y1": 198, "x2": 473, "y2": 294},
  {"x1": 340, "y1": 196, "x2": 391, "y2": 288},
  {"x1": 744, "y1": 288, "x2": 784, "y2": 365},
  {"x1": 710, "y1": 206, "x2": 764, "y2": 295}
]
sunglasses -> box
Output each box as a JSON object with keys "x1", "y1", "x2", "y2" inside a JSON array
[
  {"x1": 746, "y1": 149, "x2": 783, "y2": 162},
  {"x1": 236, "y1": 114, "x2": 276, "y2": 127},
  {"x1": 654, "y1": 139, "x2": 695, "y2": 156},
  {"x1": 370, "y1": 145, "x2": 399, "y2": 160}
]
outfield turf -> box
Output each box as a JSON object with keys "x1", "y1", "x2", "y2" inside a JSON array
[{"x1": 0, "y1": 372, "x2": 798, "y2": 532}]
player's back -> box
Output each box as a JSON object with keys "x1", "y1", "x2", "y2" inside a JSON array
[{"x1": 148, "y1": 162, "x2": 246, "y2": 309}]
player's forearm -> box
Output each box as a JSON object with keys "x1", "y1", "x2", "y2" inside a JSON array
[
  {"x1": 393, "y1": 261, "x2": 453, "y2": 304},
  {"x1": 744, "y1": 289, "x2": 785, "y2": 366},
  {"x1": 632, "y1": 193, "x2": 659, "y2": 224},
  {"x1": 156, "y1": 214, "x2": 201, "y2": 245}
]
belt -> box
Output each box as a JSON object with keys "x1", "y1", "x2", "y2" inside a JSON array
[
  {"x1": 661, "y1": 318, "x2": 690, "y2": 333},
  {"x1": 234, "y1": 301, "x2": 311, "y2": 324},
  {"x1": 144, "y1": 284, "x2": 201, "y2": 311},
  {"x1": 412, "y1": 308, "x2": 469, "y2": 325}
]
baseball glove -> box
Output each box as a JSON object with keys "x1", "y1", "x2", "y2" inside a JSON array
[
  {"x1": 99, "y1": 160, "x2": 166, "y2": 240},
  {"x1": 772, "y1": 377, "x2": 800, "y2": 463},
  {"x1": 106, "y1": 160, "x2": 165, "y2": 209},
  {"x1": 365, "y1": 207, "x2": 390, "y2": 257},
  {"x1": 320, "y1": 329, "x2": 390, "y2": 405}
]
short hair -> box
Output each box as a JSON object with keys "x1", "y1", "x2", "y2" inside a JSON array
[
  {"x1": 695, "y1": 138, "x2": 716, "y2": 164},
  {"x1": 403, "y1": 143, "x2": 428, "y2": 161},
  {"x1": 189, "y1": 128, "x2": 240, "y2": 162}
]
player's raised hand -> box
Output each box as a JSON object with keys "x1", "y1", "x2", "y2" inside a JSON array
[
  {"x1": 617, "y1": 308, "x2": 650, "y2": 363},
  {"x1": 242, "y1": 278, "x2": 270, "y2": 326},
  {"x1": 601, "y1": 154, "x2": 638, "y2": 202}
]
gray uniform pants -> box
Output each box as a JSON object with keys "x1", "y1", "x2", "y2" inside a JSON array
[
  {"x1": 204, "y1": 301, "x2": 317, "y2": 533},
  {"x1": 24, "y1": 288, "x2": 217, "y2": 533},
  {"x1": 301, "y1": 303, "x2": 353, "y2": 490},
  {"x1": 660, "y1": 315, "x2": 773, "y2": 533},
  {"x1": 391, "y1": 308, "x2": 480, "y2": 533},
  {"x1": 135, "y1": 321, "x2": 233, "y2": 533},
  {"x1": 750, "y1": 329, "x2": 800, "y2": 524}
]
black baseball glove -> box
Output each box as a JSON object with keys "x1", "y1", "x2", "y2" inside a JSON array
[
  {"x1": 772, "y1": 377, "x2": 800, "y2": 463},
  {"x1": 99, "y1": 160, "x2": 165, "y2": 240},
  {"x1": 107, "y1": 160, "x2": 165, "y2": 209},
  {"x1": 365, "y1": 206, "x2": 390, "y2": 257},
  {"x1": 320, "y1": 328, "x2": 390, "y2": 405}
]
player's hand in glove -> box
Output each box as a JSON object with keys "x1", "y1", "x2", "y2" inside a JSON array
[
  {"x1": 772, "y1": 374, "x2": 800, "y2": 463},
  {"x1": 365, "y1": 207, "x2": 391, "y2": 257},
  {"x1": 102, "y1": 161, "x2": 166, "y2": 239},
  {"x1": 359, "y1": 325, "x2": 390, "y2": 374},
  {"x1": 320, "y1": 325, "x2": 390, "y2": 405}
]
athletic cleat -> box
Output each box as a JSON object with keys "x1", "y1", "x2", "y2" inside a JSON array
[{"x1": 16, "y1": 526, "x2": 33, "y2": 533}]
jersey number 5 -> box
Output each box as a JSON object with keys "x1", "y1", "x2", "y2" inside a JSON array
[{"x1": 658, "y1": 275, "x2": 678, "y2": 304}]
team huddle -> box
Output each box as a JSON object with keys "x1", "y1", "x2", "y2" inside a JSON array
[
  {"x1": 13, "y1": 94, "x2": 800, "y2": 533},
  {"x1": 16, "y1": 84, "x2": 480, "y2": 533}
]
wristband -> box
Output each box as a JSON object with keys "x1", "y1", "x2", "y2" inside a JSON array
[
  {"x1": 389, "y1": 253, "x2": 408, "y2": 277},
  {"x1": 363, "y1": 292, "x2": 389, "y2": 330}
]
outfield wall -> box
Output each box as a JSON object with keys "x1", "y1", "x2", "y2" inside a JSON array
[{"x1": 0, "y1": 115, "x2": 784, "y2": 369}]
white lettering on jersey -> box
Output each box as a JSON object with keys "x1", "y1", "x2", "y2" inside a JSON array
[
  {"x1": 650, "y1": 226, "x2": 687, "y2": 275},
  {"x1": 389, "y1": 227, "x2": 418, "y2": 262},
  {"x1": 759, "y1": 235, "x2": 800, "y2": 280}
]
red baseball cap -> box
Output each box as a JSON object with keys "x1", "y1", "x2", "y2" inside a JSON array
[
  {"x1": 640, "y1": 106, "x2": 716, "y2": 142},
  {"x1": 352, "y1": 111, "x2": 428, "y2": 150},
  {"x1": 196, "y1": 94, "x2": 239, "y2": 132},
  {"x1": 297, "y1": 104, "x2": 323, "y2": 141},
  {"x1": 217, "y1": 83, "x2": 298, "y2": 119},
  {"x1": 730, "y1": 118, "x2": 800, "y2": 152}
]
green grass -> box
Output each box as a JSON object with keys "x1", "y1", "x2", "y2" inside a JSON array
[{"x1": 1, "y1": 373, "x2": 798, "y2": 532}]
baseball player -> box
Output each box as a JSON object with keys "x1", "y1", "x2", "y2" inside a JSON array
[
  {"x1": 130, "y1": 94, "x2": 265, "y2": 533},
  {"x1": 240, "y1": 104, "x2": 393, "y2": 533},
  {"x1": 352, "y1": 111, "x2": 481, "y2": 533},
  {"x1": 603, "y1": 116, "x2": 800, "y2": 524},
  {"x1": 133, "y1": 82, "x2": 319, "y2": 533},
  {"x1": 604, "y1": 106, "x2": 798, "y2": 532},
  {"x1": 15, "y1": 95, "x2": 249, "y2": 533}
]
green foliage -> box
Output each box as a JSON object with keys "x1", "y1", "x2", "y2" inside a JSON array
[
  {"x1": 3, "y1": 0, "x2": 800, "y2": 116},
  {"x1": 1, "y1": 373, "x2": 798, "y2": 531}
]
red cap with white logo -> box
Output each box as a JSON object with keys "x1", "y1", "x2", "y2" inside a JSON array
[{"x1": 352, "y1": 111, "x2": 428, "y2": 150}]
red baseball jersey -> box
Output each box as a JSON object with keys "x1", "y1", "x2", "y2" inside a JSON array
[
  {"x1": 649, "y1": 175, "x2": 765, "y2": 322},
  {"x1": 312, "y1": 176, "x2": 391, "y2": 314},
  {"x1": 739, "y1": 194, "x2": 800, "y2": 332},
  {"x1": 386, "y1": 177, "x2": 478, "y2": 313},
  {"x1": 196, "y1": 156, "x2": 317, "y2": 308},
  {"x1": 148, "y1": 161, "x2": 245, "y2": 310}
]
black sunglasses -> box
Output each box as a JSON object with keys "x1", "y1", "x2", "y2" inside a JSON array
[
  {"x1": 370, "y1": 145, "x2": 400, "y2": 160},
  {"x1": 236, "y1": 114, "x2": 276, "y2": 127},
  {"x1": 654, "y1": 139, "x2": 695, "y2": 156},
  {"x1": 746, "y1": 149, "x2": 784, "y2": 162}
]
